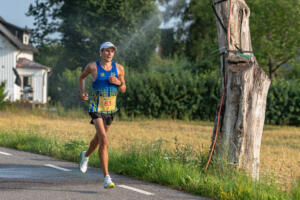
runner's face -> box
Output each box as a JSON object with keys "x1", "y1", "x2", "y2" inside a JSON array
[{"x1": 100, "y1": 47, "x2": 115, "y2": 62}]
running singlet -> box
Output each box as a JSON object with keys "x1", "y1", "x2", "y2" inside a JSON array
[{"x1": 88, "y1": 61, "x2": 118, "y2": 114}]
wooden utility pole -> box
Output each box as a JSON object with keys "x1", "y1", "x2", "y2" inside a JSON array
[{"x1": 210, "y1": 0, "x2": 271, "y2": 179}]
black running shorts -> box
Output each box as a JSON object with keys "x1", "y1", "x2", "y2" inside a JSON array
[{"x1": 89, "y1": 112, "x2": 115, "y2": 126}]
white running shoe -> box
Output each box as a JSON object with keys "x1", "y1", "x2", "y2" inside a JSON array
[
  {"x1": 79, "y1": 151, "x2": 89, "y2": 173},
  {"x1": 104, "y1": 175, "x2": 115, "y2": 189}
]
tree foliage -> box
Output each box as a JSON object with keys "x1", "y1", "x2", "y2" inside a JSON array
[
  {"x1": 166, "y1": 0, "x2": 300, "y2": 79},
  {"x1": 27, "y1": 0, "x2": 161, "y2": 70},
  {"x1": 161, "y1": 0, "x2": 219, "y2": 69},
  {"x1": 248, "y1": 0, "x2": 300, "y2": 80}
]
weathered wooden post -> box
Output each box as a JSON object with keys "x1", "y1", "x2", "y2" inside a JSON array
[{"x1": 209, "y1": 0, "x2": 271, "y2": 179}]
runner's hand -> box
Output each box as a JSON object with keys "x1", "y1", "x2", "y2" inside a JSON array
[
  {"x1": 80, "y1": 92, "x2": 89, "y2": 101},
  {"x1": 109, "y1": 76, "x2": 121, "y2": 86}
]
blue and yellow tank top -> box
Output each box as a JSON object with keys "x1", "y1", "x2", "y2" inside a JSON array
[{"x1": 88, "y1": 61, "x2": 118, "y2": 114}]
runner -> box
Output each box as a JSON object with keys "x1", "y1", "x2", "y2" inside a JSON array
[{"x1": 78, "y1": 41, "x2": 126, "y2": 189}]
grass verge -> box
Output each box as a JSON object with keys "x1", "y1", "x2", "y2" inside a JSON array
[{"x1": 0, "y1": 130, "x2": 299, "y2": 200}]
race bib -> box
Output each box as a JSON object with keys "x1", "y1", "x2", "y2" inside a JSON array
[{"x1": 98, "y1": 96, "x2": 117, "y2": 112}]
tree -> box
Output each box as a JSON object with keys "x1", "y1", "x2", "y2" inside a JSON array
[
  {"x1": 207, "y1": 0, "x2": 271, "y2": 179},
  {"x1": 247, "y1": 0, "x2": 300, "y2": 80},
  {"x1": 159, "y1": 28, "x2": 176, "y2": 58},
  {"x1": 27, "y1": 0, "x2": 161, "y2": 70},
  {"x1": 183, "y1": 1, "x2": 219, "y2": 65},
  {"x1": 167, "y1": 0, "x2": 300, "y2": 79}
]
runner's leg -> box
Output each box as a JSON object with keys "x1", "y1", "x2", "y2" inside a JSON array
[
  {"x1": 85, "y1": 125, "x2": 110, "y2": 157},
  {"x1": 85, "y1": 134, "x2": 98, "y2": 157},
  {"x1": 93, "y1": 118, "x2": 109, "y2": 177}
]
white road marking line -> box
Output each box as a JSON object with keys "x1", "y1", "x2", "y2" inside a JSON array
[
  {"x1": 118, "y1": 184, "x2": 154, "y2": 196},
  {"x1": 44, "y1": 164, "x2": 72, "y2": 172},
  {"x1": 0, "y1": 151, "x2": 12, "y2": 156}
]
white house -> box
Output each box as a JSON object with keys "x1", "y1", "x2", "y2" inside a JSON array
[{"x1": 0, "y1": 16, "x2": 51, "y2": 104}]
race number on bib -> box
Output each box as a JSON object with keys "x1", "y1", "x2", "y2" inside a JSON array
[{"x1": 99, "y1": 96, "x2": 117, "y2": 112}]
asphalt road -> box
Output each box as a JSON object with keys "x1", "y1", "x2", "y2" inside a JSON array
[{"x1": 0, "y1": 147, "x2": 209, "y2": 200}]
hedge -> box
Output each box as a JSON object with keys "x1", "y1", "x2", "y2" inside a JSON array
[
  {"x1": 45, "y1": 66, "x2": 299, "y2": 126},
  {"x1": 118, "y1": 69, "x2": 299, "y2": 126},
  {"x1": 265, "y1": 79, "x2": 300, "y2": 125}
]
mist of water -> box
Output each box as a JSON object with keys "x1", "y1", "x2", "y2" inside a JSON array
[{"x1": 116, "y1": 14, "x2": 161, "y2": 54}]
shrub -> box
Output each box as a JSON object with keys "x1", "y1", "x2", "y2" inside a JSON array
[
  {"x1": 48, "y1": 59, "x2": 300, "y2": 125},
  {"x1": 0, "y1": 82, "x2": 7, "y2": 109},
  {"x1": 118, "y1": 68, "x2": 300, "y2": 125},
  {"x1": 49, "y1": 68, "x2": 92, "y2": 110},
  {"x1": 266, "y1": 79, "x2": 300, "y2": 125},
  {"x1": 118, "y1": 64, "x2": 220, "y2": 120}
]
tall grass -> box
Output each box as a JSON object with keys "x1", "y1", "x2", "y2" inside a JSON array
[
  {"x1": 0, "y1": 130, "x2": 298, "y2": 200},
  {"x1": 0, "y1": 108, "x2": 299, "y2": 189}
]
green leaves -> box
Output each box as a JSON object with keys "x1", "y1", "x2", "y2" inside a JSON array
[
  {"x1": 248, "y1": 0, "x2": 300, "y2": 79},
  {"x1": 266, "y1": 79, "x2": 300, "y2": 125},
  {"x1": 0, "y1": 82, "x2": 7, "y2": 109},
  {"x1": 118, "y1": 64, "x2": 221, "y2": 120},
  {"x1": 28, "y1": 0, "x2": 161, "y2": 70},
  {"x1": 166, "y1": 0, "x2": 300, "y2": 78},
  {"x1": 43, "y1": 60, "x2": 300, "y2": 125},
  {"x1": 118, "y1": 67, "x2": 299, "y2": 125}
]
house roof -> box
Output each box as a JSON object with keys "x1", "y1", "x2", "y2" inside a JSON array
[
  {"x1": 0, "y1": 16, "x2": 38, "y2": 53},
  {"x1": 0, "y1": 16, "x2": 31, "y2": 32},
  {"x1": 17, "y1": 58, "x2": 51, "y2": 72}
]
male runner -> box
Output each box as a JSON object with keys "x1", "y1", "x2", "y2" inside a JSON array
[{"x1": 79, "y1": 42, "x2": 126, "y2": 189}]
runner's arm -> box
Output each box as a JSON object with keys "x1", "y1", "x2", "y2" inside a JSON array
[
  {"x1": 79, "y1": 63, "x2": 92, "y2": 100},
  {"x1": 117, "y1": 64, "x2": 126, "y2": 93}
]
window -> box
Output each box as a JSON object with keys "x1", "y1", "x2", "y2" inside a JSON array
[
  {"x1": 23, "y1": 76, "x2": 32, "y2": 87},
  {"x1": 21, "y1": 76, "x2": 33, "y2": 101},
  {"x1": 23, "y1": 34, "x2": 29, "y2": 45}
]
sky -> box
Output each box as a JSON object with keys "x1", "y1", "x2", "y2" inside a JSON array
[{"x1": 0, "y1": 0, "x2": 36, "y2": 29}]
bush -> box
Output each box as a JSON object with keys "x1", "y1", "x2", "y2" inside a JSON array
[
  {"x1": 266, "y1": 79, "x2": 300, "y2": 125},
  {"x1": 48, "y1": 57, "x2": 300, "y2": 126},
  {"x1": 118, "y1": 63, "x2": 220, "y2": 120},
  {"x1": 0, "y1": 82, "x2": 7, "y2": 109},
  {"x1": 49, "y1": 68, "x2": 92, "y2": 110},
  {"x1": 118, "y1": 66, "x2": 300, "y2": 125}
]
